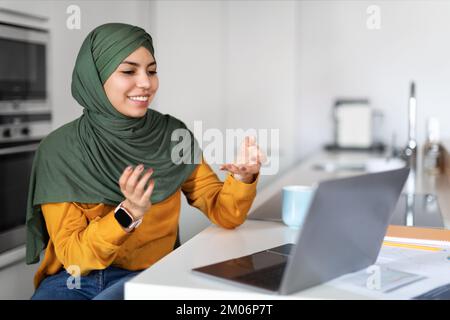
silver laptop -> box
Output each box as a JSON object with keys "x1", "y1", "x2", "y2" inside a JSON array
[{"x1": 192, "y1": 167, "x2": 410, "y2": 295}]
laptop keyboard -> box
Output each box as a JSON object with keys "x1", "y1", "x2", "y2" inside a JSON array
[{"x1": 234, "y1": 262, "x2": 286, "y2": 291}]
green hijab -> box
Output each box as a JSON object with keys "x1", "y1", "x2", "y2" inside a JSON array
[{"x1": 25, "y1": 23, "x2": 201, "y2": 265}]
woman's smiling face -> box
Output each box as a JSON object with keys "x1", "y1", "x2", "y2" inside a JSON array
[{"x1": 104, "y1": 46, "x2": 159, "y2": 118}]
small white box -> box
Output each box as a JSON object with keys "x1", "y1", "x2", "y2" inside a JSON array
[{"x1": 336, "y1": 104, "x2": 372, "y2": 148}]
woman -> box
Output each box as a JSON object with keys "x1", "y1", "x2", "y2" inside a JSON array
[{"x1": 26, "y1": 23, "x2": 262, "y2": 300}]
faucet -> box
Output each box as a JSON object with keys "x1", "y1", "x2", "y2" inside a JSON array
[
  {"x1": 403, "y1": 81, "x2": 417, "y2": 170},
  {"x1": 402, "y1": 81, "x2": 417, "y2": 225}
]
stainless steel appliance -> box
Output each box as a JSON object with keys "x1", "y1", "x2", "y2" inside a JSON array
[{"x1": 0, "y1": 22, "x2": 51, "y2": 255}]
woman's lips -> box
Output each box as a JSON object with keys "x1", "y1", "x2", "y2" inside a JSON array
[{"x1": 128, "y1": 95, "x2": 150, "y2": 107}]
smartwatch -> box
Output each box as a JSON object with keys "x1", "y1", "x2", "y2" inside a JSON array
[{"x1": 114, "y1": 202, "x2": 142, "y2": 230}]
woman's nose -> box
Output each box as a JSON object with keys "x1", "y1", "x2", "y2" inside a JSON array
[{"x1": 136, "y1": 72, "x2": 151, "y2": 89}]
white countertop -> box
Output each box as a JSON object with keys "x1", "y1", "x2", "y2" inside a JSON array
[
  {"x1": 125, "y1": 150, "x2": 450, "y2": 300},
  {"x1": 125, "y1": 219, "x2": 450, "y2": 300},
  {"x1": 125, "y1": 220, "x2": 375, "y2": 300}
]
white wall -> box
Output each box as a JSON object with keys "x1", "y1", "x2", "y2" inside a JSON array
[
  {"x1": 295, "y1": 0, "x2": 450, "y2": 158},
  {"x1": 151, "y1": 0, "x2": 297, "y2": 169},
  {"x1": 225, "y1": 1, "x2": 297, "y2": 175},
  {"x1": 149, "y1": 1, "x2": 228, "y2": 242}
]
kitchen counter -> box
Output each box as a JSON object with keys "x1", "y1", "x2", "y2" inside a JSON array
[
  {"x1": 126, "y1": 148, "x2": 450, "y2": 300},
  {"x1": 251, "y1": 148, "x2": 450, "y2": 229}
]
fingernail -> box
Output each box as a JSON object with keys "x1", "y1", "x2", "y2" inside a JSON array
[
  {"x1": 137, "y1": 164, "x2": 144, "y2": 170},
  {"x1": 126, "y1": 165, "x2": 132, "y2": 171}
]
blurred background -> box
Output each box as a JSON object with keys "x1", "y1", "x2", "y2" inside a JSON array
[{"x1": 1, "y1": 0, "x2": 450, "y2": 299}]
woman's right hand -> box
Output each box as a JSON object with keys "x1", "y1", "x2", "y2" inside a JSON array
[{"x1": 118, "y1": 164, "x2": 155, "y2": 220}]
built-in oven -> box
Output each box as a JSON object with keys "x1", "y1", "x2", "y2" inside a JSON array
[
  {"x1": 0, "y1": 112, "x2": 51, "y2": 255},
  {"x1": 0, "y1": 140, "x2": 40, "y2": 254},
  {"x1": 0, "y1": 21, "x2": 51, "y2": 258},
  {"x1": 0, "y1": 22, "x2": 48, "y2": 102}
]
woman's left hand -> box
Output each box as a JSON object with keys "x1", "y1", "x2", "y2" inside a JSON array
[{"x1": 220, "y1": 136, "x2": 266, "y2": 183}]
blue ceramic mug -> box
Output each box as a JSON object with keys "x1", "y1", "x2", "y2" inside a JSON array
[{"x1": 282, "y1": 185, "x2": 315, "y2": 228}]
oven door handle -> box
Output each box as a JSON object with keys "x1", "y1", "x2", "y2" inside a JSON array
[{"x1": 0, "y1": 143, "x2": 40, "y2": 155}]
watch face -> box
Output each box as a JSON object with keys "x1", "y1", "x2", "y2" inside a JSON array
[{"x1": 114, "y1": 208, "x2": 133, "y2": 228}]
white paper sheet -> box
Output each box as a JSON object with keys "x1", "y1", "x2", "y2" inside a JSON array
[{"x1": 324, "y1": 244, "x2": 450, "y2": 299}]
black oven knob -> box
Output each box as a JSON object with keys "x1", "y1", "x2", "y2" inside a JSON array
[
  {"x1": 3, "y1": 128, "x2": 11, "y2": 138},
  {"x1": 21, "y1": 127, "x2": 30, "y2": 136}
]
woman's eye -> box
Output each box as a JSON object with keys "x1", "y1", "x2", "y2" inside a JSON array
[{"x1": 121, "y1": 70, "x2": 157, "y2": 76}]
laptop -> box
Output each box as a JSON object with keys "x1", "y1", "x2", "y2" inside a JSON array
[{"x1": 192, "y1": 167, "x2": 410, "y2": 295}]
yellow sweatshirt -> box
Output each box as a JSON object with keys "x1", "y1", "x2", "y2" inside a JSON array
[{"x1": 34, "y1": 159, "x2": 258, "y2": 288}]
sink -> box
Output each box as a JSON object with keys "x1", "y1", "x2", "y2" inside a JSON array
[
  {"x1": 365, "y1": 158, "x2": 406, "y2": 173},
  {"x1": 312, "y1": 157, "x2": 406, "y2": 173}
]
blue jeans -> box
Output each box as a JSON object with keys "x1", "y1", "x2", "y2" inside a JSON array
[{"x1": 31, "y1": 266, "x2": 141, "y2": 300}]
